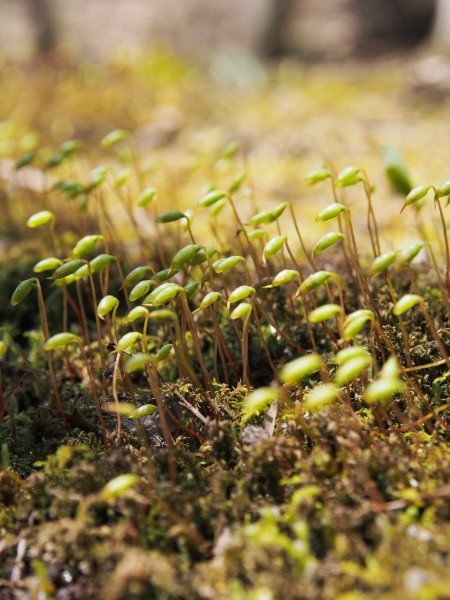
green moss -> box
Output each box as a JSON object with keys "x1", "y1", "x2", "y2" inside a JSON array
[{"x1": 2, "y1": 50, "x2": 450, "y2": 599}]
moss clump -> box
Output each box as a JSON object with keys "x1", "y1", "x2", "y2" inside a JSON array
[{"x1": 2, "y1": 393, "x2": 450, "y2": 599}]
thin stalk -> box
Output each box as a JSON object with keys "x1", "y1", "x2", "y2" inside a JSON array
[
  {"x1": 241, "y1": 311, "x2": 251, "y2": 391},
  {"x1": 115, "y1": 260, "x2": 132, "y2": 313},
  {"x1": 49, "y1": 219, "x2": 58, "y2": 256},
  {"x1": 0, "y1": 368, "x2": 16, "y2": 443},
  {"x1": 86, "y1": 264, "x2": 107, "y2": 390},
  {"x1": 185, "y1": 221, "x2": 197, "y2": 245},
  {"x1": 77, "y1": 342, "x2": 107, "y2": 443},
  {"x1": 212, "y1": 329, "x2": 221, "y2": 383},
  {"x1": 275, "y1": 222, "x2": 289, "y2": 271},
  {"x1": 252, "y1": 301, "x2": 278, "y2": 377},
  {"x1": 112, "y1": 351, "x2": 122, "y2": 439},
  {"x1": 211, "y1": 306, "x2": 239, "y2": 381},
  {"x1": 288, "y1": 202, "x2": 316, "y2": 270},
  {"x1": 254, "y1": 298, "x2": 305, "y2": 353},
  {"x1": 338, "y1": 212, "x2": 357, "y2": 283},
  {"x1": 344, "y1": 211, "x2": 373, "y2": 309},
  {"x1": 0, "y1": 368, "x2": 4, "y2": 423},
  {"x1": 145, "y1": 362, "x2": 177, "y2": 484},
  {"x1": 179, "y1": 292, "x2": 212, "y2": 392},
  {"x1": 197, "y1": 316, "x2": 230, "y2": 383},
  {"x1": 171, "y1": 311, "x2": 202, "y2": 389},
  {"x1": 284, "y1": 240, "x2": 305, "y2": 277},
  {"x1": 75, "y1": 281, "x2": 91, "y2": 346},
  {"x1": 418, "y1": 304, "x2": 450, "y2": 371},
  {"x1": 296, "y1": 296, "x2": 318, "y2": 353},
  {"x1": 371, "y1": 316, "x2": 441, "y2": 426},
  {"x1": 434, "y1": 194, "x2": 450, "y2": 294},
  {"x1": 34, "y1": 279, "x2": 69, "y2": 429},
  {"x1": 385, "y1": 274, "x2": 413, "y2": 369},
  {"x1": 361, "y1": 171, "x2": 381, "y2": 257},
  {"x1": 227, "y1": 194, "x2": 264, "y2": 277},
  {"x1": 415, "y1": 220, "x2": 450, "y2": 319}
]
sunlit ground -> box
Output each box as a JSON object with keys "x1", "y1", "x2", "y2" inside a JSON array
[{"x1": 0, "y1": 49, "x2": 449, "y2": 261}]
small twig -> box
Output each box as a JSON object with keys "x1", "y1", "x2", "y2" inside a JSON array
[
  {"x1": 172, "y1": 389, "x2": 208, "y2": 425},
  {"x1": 372, "y1": 499, "x2": 409, "y2": 512},
  {"x1": 4, "y1": 372, "x2": 29, "y2": 400}
]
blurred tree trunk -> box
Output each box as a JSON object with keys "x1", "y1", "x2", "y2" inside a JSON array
[
  {"x1": 432, "y1": 0, "x2": 450, "y2": 50},
  {"x1": 355, "y1": 0, "x2": 435, "y2": 53},
  {"x1": 261, "y1": 0, "x2": 437, "y2": 59},
  {"x1": 23, "y1": 0, "x2": 57, "y2": 56},
  {"x1": 261, "y1": 0, "x2": 296, "y2": 58}
]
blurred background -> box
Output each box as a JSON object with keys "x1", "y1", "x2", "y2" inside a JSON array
[
  {"x1": 0, "y1": 0, "x2": 447, "y2": 62},
  {"x1": 1, "y1": 0, "x2": 449, "y2": 255}
]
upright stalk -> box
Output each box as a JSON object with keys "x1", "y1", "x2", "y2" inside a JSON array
[
  {"x1": 179, "y1": 292, "x2": 213, "y2": 392},
  {"x1": 241, "y1": 309, "x2": 252, "y2": 391},
  {"x1": 434, "y1": 194, "x2": 450, "y2": 294},
  {"x1": 145, "y1": 363, "x2": 177, "y2": 484},
  {"x1": 34, "y1": 279, "x2": 69, "y2": 429}
]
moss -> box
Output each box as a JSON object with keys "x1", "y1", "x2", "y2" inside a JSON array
[{"x1": 2, "y1": 51, "x2": 450, "y2": 599}]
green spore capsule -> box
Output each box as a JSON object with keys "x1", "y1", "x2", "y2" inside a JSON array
[
  {"x1": 101, "y1": 129, "x2": 129, "y2": 148},
  {"x1": 393, "y1": 294, "x2": 424, "y2": 316},
  {"x1": 52, "y1": 260, "x2": 86, "y2": 280},
  {"x1": 44, "y1": 332, "x2": 81, "y2": 350},
  {"x1": 308, "y1": 303, "x2": 342, "y2": 323},
  {"x1": 312, "y1": 232, "x2": 344, "y2": 256},
  {"x1": 334, "y1": 354, "x2": 371, "y2": 386},
  {"x1": 127, "y1": 306, "x2": 149, "y2": 322},
  {"x1": 171, "y1": 244, "x2": 202, "y2": 269},
  {"x1": 199, "y1": 189, "x2": 227, "y2": 207},
  {"x1": 335, "y1": 166, "x2": 362, "y2": 187},
  {"x1": 72, "y1": 235, "x2": 103, "y2": 258},
  {"x1": 137, "y1": 187, "x2": 157, "y2": 207},
  {"x1": 33, "y1": 257, "x2": 63, "y2": 273},
  {"x1": 97, "y1": 295, "x2": 119, "y2": 319},
  {"x1": 370, "y1": 251, "x2": 397, "y2": 277},
  {"x1": 305, "y1": 167, "x2": 332, "y2": 185},
  {"x1": 230, "y1": 302, "x2": 252, "y2": 320},
  {"x1": 116, "y1": 332, "x2": 143, "y2": 352},
  {"x1": 303, "y1": 383, "x2": 339, "y2": 412},
  {"x1": 269, "y1": 269, "x2": 299, "y2": 287},
  {"x1": 129, "y1": 280, "x2": 155, "y2": 302},
  {"x1": 26, "y1": 210, "x2": 55, "y2": 228},
  {"x1": 100, "y1": 474, "x2": 139, "y2": 501},
  {"x1": 299, "y1": 271, "x2": 335, "y2": 294},
  {"x1": 316, "y1": 203, "x2": 347, "y2": 222},
  {"x1": 263, "y1": 235, "x2": 287, "y2": 261},
  {"x1": 156, "y1": 210, "x2": 187, "y2": 223},
  {"x1": 401, "y1": 185, "x2": 431, "y2": 212},
  {"x1": 195, "y1": 291, "x2": 222, "y2": 312},
  {"x1": 125, "y1": 353, "x2": 154, "y2": 372},
  {"x1": 212, "y1": 256, "x2": 245, "y2": 274},
  {"x1": 279, "y1": 354, "x2": 323, "y2": 386},
  {"x1": 228, "y1": 285, "x2": 255, "y2": 305},
  {"x1": 144, "y1": 283, "x2": 182, "y2": 306},
  {"x1": 397, "y1": 241, "x2": 426, "y2": 269},
  {"x1": 11, "y1": 278, "x2": 34, "y2": 305},
  {"x1": 241, "y1": 387, "x2": 280, "y2": 424}
]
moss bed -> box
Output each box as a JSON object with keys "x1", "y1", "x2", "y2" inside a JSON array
[{"x1": 1, "y1": 51, "x2": 450, "y2": 599}]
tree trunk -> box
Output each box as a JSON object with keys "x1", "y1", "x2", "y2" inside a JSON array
[
  {"x1": 432, "y1": 0, "x2": 450, "y2": 50},
  {"x1": 23, "y1": 0, "x2": 57, "y2": 56},
  {"x1": 261, "y1": 0, "x2": 296, "y2": 58},
  {"x1": 355, "y1": 0, "x2": 435, "y2": 54}
]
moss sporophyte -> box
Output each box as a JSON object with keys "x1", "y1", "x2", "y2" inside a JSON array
[{"x1": 7, "y1": 147, "x2": 450, "y2": 444}]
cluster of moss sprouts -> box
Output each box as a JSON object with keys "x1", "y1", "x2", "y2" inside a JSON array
[{"x1": 6, "y1": 132, "x2": 450, "y2": 457}]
